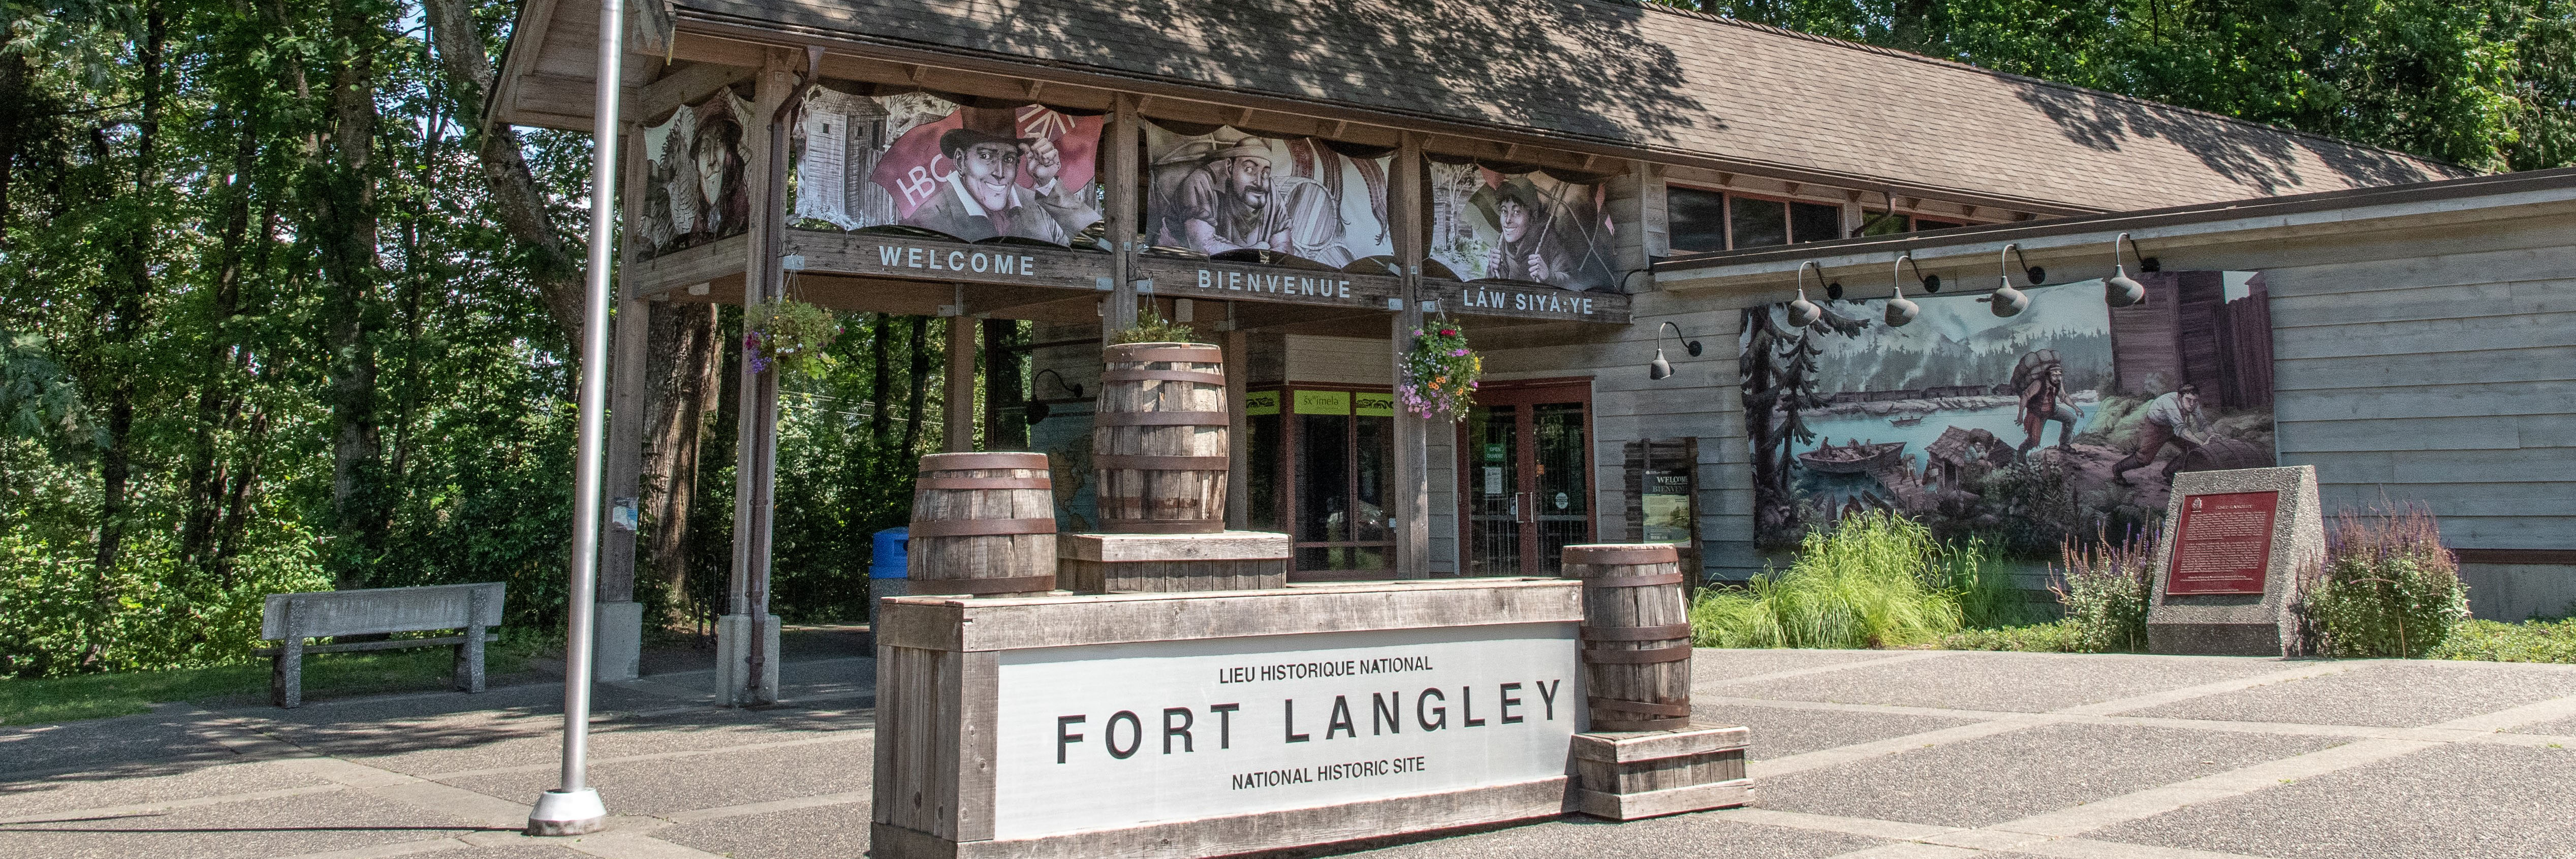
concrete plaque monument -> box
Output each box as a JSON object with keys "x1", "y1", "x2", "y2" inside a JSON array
[{"x1": 2145, "y1": 465, "x2": 2325, "y2": 656}]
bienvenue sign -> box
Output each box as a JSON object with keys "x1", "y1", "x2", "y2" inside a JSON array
[{"x1": 990, "y1": 622, "x2": 1582, "y2": 840}]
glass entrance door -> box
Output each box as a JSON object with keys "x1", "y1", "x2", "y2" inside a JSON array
[{"x1": 1461, "y1": 382, "x2": 1593, "y2": 576}]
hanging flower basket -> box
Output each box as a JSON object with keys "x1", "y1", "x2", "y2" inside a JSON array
[
  {"x1": 744, "y1": 298, "x2": 842, "y2": 377},
  {"x1": 1399, "y1": 320, "x2": 1482, "y2": 421}
]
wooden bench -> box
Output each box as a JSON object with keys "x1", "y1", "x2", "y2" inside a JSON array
[{"x1": 254, "y1": 582, "x2": 504, "y2": 708}]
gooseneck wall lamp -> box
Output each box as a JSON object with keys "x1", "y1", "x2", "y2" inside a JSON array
[
  {"x1": 1886, "y1": 254, "x2": 1934, "y2": 327},
  {"x1": 1788, "y1": 261, "x2": 1826, "y2": 328},
  {"x1": 1988, "y1": 243, "x2": 2044, "y2": 318},
  {"x1": 1022, "y1": 369, "x2": 1087, "y2": 424},
  {"x1": 2106, "y1": 232, "x2": 2149, "y2": 308},
  {"x1": 1647, "y1": 321, "x2": 1704, "y2": 380}
]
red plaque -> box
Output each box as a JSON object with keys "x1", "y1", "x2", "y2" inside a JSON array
[{"x1": 2166, "y1": 491, "x2": 2280, "y2": 595}]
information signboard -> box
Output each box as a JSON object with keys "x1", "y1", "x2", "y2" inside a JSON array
[
  {"x1": 2165, "y1": 490, "x2": 2280, "y2": 595},
  {"x1": 990, "y1": 623, "x2": 1581, "y2": 840}
]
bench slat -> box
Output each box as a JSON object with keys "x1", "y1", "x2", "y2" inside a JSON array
[
  {"x1": 260, "y1": 582, "x2": 505, "y2": 640},
  {"x1": 255, "y1": 631, "x2": 498, "y2": 657}
]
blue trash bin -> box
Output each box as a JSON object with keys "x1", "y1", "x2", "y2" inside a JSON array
[{"x1": 869, "y1": 527, "x2": 908, "y2": 627}]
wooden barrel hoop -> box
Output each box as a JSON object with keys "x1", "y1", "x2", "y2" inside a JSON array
[
  {"x1": 908, "y1": 451, "x2": 1058, "y2": 596},
  {"x1": 1563, "y1": 542, "x2": 1692, "y2": 732},
  {"x1": 1095, "y1": 342, "x2": 1229, "y2": 535}
]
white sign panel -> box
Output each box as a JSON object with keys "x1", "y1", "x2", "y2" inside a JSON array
[{"x1": 992, "y1": 622, "x2": 1582, "y2": 839}]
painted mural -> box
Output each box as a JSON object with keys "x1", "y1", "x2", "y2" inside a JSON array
[
  {"x1": 1741, "y1": 272, "x2": 2276, "y2": 553},
  {"x1": 1427, "y1": 162, "x2": 1618, "y2": 291},
  {"x1": 636, "y1": 91, "x2": 753, "y2": 259},
  {"x1": 1143, "y1": 126, "x2": 1393, "y2": 267},
  {"x1": 790, "y1": 89, "x2": 1105, "y2": 244}
]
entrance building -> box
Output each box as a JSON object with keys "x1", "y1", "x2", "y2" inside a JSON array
[{"x1": 485, "y1": 0, "x2": 2576, "y2": 689}]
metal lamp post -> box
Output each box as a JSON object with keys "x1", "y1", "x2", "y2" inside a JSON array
[{"x1": 526, "y1": 0, "x2": 621, "y2": 836}]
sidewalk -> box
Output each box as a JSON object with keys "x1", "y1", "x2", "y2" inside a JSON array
[{"x1": 6, "y1": 648, "x2": 2575, "y2": 858}]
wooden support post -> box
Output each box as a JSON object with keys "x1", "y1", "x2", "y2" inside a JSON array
[
  {"x1": 1223, "y1": 319, "x2": 1249, "y2": 530},
  {"x1": 595, "y1": 114, "x2": 651, "y2": 682},
  {"x1": 1610, "y1": 161, "x2": 1664, "y2": 294},
  {"x1": 1390, "y1": 133, "x2": 1429, "y2": 578},
  {"x1": 945, "y1": 311, "x2": 976, "y2": 452},
  {"x1": 1104, "y1": 94, "x2": 1141, "y2": 339},
  {"x1": 721, "y1": 50, "x2": 796, "y2": 706}
]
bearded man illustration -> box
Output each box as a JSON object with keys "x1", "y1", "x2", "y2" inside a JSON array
[{"x1": 1151, "y1": 135, "x2": 1355, "y2": 265}]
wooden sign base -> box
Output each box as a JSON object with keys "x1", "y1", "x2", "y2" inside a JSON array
[
  {"x1": 1569, "y1": 724, "x2": 1753, "y2": 821},
  {"x1": 1055, "y1": 531, "x2": 1291, "y2": 593},
  {"x1": 872, "y1": 579, "x2": 1587, "y2": 859}
]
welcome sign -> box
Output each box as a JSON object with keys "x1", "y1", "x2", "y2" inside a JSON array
[{"x1": 989, "y1": 623, "x2": 1581, "y2": 839}]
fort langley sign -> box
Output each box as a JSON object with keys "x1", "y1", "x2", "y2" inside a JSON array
[{"x1": 992, "y1": 624, "x2": 1581, "y2": 840}]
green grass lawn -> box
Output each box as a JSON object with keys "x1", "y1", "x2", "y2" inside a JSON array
[{"x1": 0, "y1": 635, "x2": 549, "y2": 726}]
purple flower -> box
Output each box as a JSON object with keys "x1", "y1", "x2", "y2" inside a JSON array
[{"x1": 1450, "y1": 348, "x2": 1468, "y2": 357}]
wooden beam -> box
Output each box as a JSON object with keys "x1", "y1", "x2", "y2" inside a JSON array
[
  {"x1": 721, "y1": 49, "x2": 797, "y2": 706},
  {"x1": 1105, "y1": 94, "x2": 1141, "y2": 339},
  {"x1": 946, "y1": 311, "x2": 976, "y2": 451},
  {"x1": 1391, "y1": 132, "x2": 1429, "y2": 579},
  {"x1": 633, "y1": 62, "x2": 756, "y2": 125},
  {"x1": 1224, "y1": 323, "x2": 1249, "y2": 530}
]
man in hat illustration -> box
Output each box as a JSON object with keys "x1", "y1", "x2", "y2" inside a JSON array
[
  {"x1": 903, "y1": 109, "x2": 1092, "y2": 243},
  {"x1": 1157, "y1": 136, "x2": 1277, "y2": 254},
  {"x1": 1474, "y1": 176, "x2": 1608, "y2": 288}
]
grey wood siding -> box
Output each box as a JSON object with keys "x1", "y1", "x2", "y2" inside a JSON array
[{"x1": 2261, "y1": 237, "x2": 2576, "y2": 551}]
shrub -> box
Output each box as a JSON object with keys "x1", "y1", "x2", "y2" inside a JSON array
[
  {"x1": 1690, "y1": 512, "x2": 1962, "y2": 649},
  {"x1": 1940, "y1": 621, "x2": 2083, "y2": 652},
  {"x1": 2427, "y1": 618, "x2": 2576, "y2": 663},
  {"x1": 1940, "y1": 537, "x2": 2050, "y2": 630},
  {"x1": 2301, "y1": 504, "x2": 2468, "y2": 658},
  {"x1": 2052, "y1": 529, "x2": 2156, "y2": 653},
  {"x1": 1110, "y1": 308, "x2": 1197, "y2": 345}
]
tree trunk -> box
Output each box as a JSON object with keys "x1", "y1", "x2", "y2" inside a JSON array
[
  {"x1": 868, "y1": 313, "x2": 893, "y2": 441},
  {"x1": 84, "y1": 2, "x2": 165, "y2": 663},
  {"x1": 982, "y1": 317, "x2": 1024, "y2": 450},
  {"x1": 419, "y1": 0, "x2": 583, "y2": 349},
  {"x1": 312, "y1": 0, "x2": 388, "y2": 590},
  {"x1": 644, "y1": 302, "x2": 718, "y2": 626},
  {"x1": 900, "y1": 316, "x2": 931, "y2": 456},
  {"x1": 179, "y1": 124, "x2": 263, "y2": 571}
]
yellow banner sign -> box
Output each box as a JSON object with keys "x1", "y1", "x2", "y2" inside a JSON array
[
  {"x1": 1244, "y1": 390, "x2": 1280, "y2": 416},
  {"x1": 1354, "y1": 391, "x2": 1395, "y2": 416},
  {"x1": 1293, "y1": 389, "x2": 1350, "y2": 415}
]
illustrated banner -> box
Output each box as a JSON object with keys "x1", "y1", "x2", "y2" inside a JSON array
[
  {"x1": 636, "y1": 91, "x2": 755, "y2": 260},
  {"x1": 1144, "y1": 126, "x2": 1394, "y2": 267},
  {"x1": 1427, "y1": 163, "x2": 1617, "y2": 291},
  {"x1": 1739, "y1": 273, "x2": 2277, "y2": 551},
  {"x1": 792, "y1": 89, "x2": 1105, "y2": 244}
]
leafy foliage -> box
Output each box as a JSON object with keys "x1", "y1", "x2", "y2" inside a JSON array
[
  {"x1": 2300, "y1": 504, "x2": 2469, "y2": 658},
  {"x1": 1397, "y1": 320, "x2": 1480, "y2": 421},
  {"x1": 1110, "y1": 306, "x2": 1198, "y2": 345},
  {"x1": 1691, "y1": 512, "x2": 1965, "y2": 648},
  {"x1": 2051, "y1": 528, "x2": 2158, "y2": 653},
  {"x1": 2427, "y1": 618, "x2": 2576, "y2": 663},
  {"x1": 744, "y1": 298, "x2": 842, "y2": 377}
]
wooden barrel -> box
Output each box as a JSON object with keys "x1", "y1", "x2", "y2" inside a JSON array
[
  {"x1": 906, "y1": 452, "x2": 1057, "y2": 597},
  {"x1": 1562, "y1": 543, "x2": 1693, "y2": 732},
  {"x1": 1093, "y1": 342, "x2": 1229, "y2": 534}
]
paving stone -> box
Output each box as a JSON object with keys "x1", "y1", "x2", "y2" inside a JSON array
[
  {"x1": 1690, "y1": 702, "x2": 1979, "y2": 761},
  {"x1": 1692, "y1": 649, "x2": 1907, "y2": 683},
  {"x1": 0, "y1": 708, "x2": 234, "y2": 776},
  {"x1": 436, "y1": 737, "x2": 870, "y2": 816},
  {"x1": 1331, "y1": 813, "x2": 1891, "y2": 858},
  {"x1": 0, "y1": 786, "x2": 493, "y2": 859},
  {"x1": 0, "y1": 758, "x2": 334, "y2": 818},
  {"x1": 1755, "y1": 722, "x2": 2348, "y2": 828},
  {"x1": 2119, "y1": 660, "x2": 2576, "y2": 727},
  {"x1": 1715, "y1": 652, "x2": 2300, "y2": 713},
  {"x1": 2087, "y1": 742, "x2": 2576, "y2": 859},
  {"x1": 654, "y1": 802, "x2": 873, "y2": 859}
]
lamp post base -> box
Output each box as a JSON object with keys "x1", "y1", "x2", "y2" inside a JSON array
[{"x1": 525, "y1": 787, "x2": 608, "y2": 836}]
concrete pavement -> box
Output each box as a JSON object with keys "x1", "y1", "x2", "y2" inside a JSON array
[{"x1": 6, "y1": 647, "x2": 2575, "y2": 858}]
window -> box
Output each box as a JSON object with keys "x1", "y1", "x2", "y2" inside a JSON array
[
  {"x1": 1666, "y1": 186, "x2": 1727, "y2": 253},
  {"x1": 1789, "y1": 201, "x2": 1842, "y2": 243},
  {"x1": 1728, "y1": 196, "x2": 1787, "y2": 248},
  {"x1": 1859, "y1": 211, "x2": 1911, "y2": 236},
  {"x1": 1914, "y1": 218, "x2": 1965, "y2": 231}
]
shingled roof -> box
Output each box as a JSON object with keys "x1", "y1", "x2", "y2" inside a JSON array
[{"x1": 641, "y1": 0, "x2": 2464, "y2": 211}]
